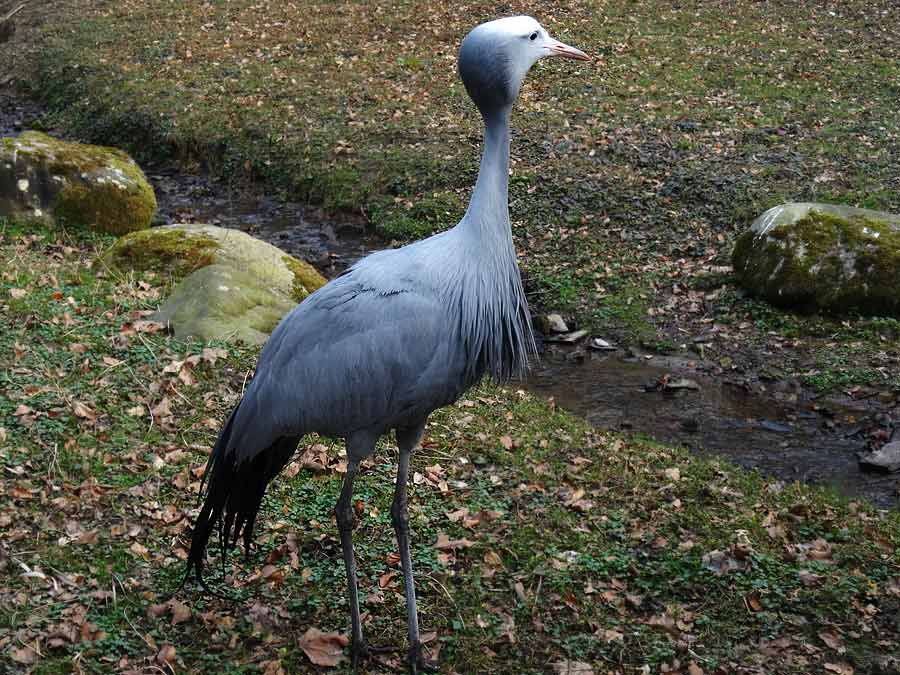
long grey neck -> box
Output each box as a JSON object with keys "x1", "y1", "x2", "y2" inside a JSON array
[{"x1": 460, "y1": 106, "x2": 513, "y2": 248}]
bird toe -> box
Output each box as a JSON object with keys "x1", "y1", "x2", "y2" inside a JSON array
[
  {"x1": 350, "y1": 640, "x2": 402, "y2": 673},
  {"x1": 407, "y1": 642, "x2": 440, "y2": 674}
]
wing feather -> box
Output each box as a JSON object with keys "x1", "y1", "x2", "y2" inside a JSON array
[{"x1": 228, "y1": 271, "x2": 468, "y2": 460}]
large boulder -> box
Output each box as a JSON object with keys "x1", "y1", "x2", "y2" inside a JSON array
[
  {"x1": 0, "y1": 131, "x2": 156, "y2": 234},
  {"x1": 102, "y1": 223, "x2": 326, "y2": 301},
  {"x1": 102, "y1": 223, "x2": 326, "y2": 344},
  {"x1": 733, "y1": 202, "x2": 900, "y2": 317},
  {"x1": 154, "y1": 265, "x2": 298, "y2": 345}
]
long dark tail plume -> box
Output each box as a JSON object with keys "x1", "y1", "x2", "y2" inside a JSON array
[{"x1": 185, "y1": 404, "x2": 299, "y2": 592}]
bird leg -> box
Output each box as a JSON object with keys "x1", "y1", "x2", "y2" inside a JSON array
[
  {"x1": 335, "y1": 459, "x2": 368, "y2": 670},
  {"x1": 394, "y1": 424, "x2": 438, "y2": 674}
]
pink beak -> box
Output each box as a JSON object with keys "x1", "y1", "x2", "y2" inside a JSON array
[{"x1": 545, "y1": 37, "x2": 591, "y2": 61}]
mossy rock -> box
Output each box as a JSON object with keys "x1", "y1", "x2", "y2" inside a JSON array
[
  {"x1": 733, "y1": 202, "x2": 900, "y2": 317},
  {"x1": 0, "y1": 131, "x2": 156, "y2": 234},
  {"x1": 104, "y1": 224, "x2": 326, "y2": 344},
  {"x1": 154, "y1": 264, "x2": 297, "y2": 345},
  {"x1": 101, "y1": 223, "x2": 326, "y2": 302}
]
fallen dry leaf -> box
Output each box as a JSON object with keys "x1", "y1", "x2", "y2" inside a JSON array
[
  {"x1": 597, "y1": 628, "x2": 623, "y2": 643},
  {"x1": 151, "y1": 397, "x2": 172, "y2": 419},
  {"x1": 798, "y1": 569, "x2": 824, "y2": 586},
  {"x1": 170, "y1": 599, "x2": 191, "y2": 625},
  {"x1": 483, "y1": 550, "x2": 503, "y2": 568},
  {"x1": 156, "y1": 645, "x2": 177, "y2": 666},
  {"x1": 72, "y1": 400, "x2": 97, "y2": 421},
  {"x1": 553, "y1": 660, "x2": 594, "y2": 675},
  {"x1": 10, "y1": 645, "x2": 39, "y2": 665},
  {"x1": 746, "y1": 592, "x2": 763, "y2": 612},
  {"x1": 664, "y1": 467, "x2": 681, "y2": 481},
  {"x1": 701, "y1": 549, "x2": 747, "y2": 576},
  {"x1": 819, "y1": 631, "x2": 846, "y2": 654},
  {"x1": 434, "y1": 533, "x2": 474, "y2": 551},
  {"x1": 133, "y1": 320, "x2": 165, "y2": 334},
  {"x1": 823, "y1": 663, "x2": 854, "y2": 675},
  {"x1": 298, "y1": 627, "x2": 349, "y2": 667}
]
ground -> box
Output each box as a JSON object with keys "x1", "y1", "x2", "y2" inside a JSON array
[
  {"x1": 0, "y1": 1, "x2": 899, "y2": 673},
  {"x1": 2, "y1": 220, "x2": 899, "y2": 674},
  {"x1": 4, "y1": 0, "x2": 899, "y2": 394}
]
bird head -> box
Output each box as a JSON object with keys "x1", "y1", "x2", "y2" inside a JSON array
[{"x1": 458, "y1": 16, "x2": 589, "y2": 116}]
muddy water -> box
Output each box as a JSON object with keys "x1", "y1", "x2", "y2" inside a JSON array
[
  {"x1": 527, "y1": 350, "x2": 898, "y2": 507},
  {"x1": 3, "y1": 88, "x2": 897, "y2": 507}
]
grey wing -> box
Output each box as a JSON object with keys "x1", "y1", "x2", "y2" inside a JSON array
[{"x1": 228, "y1": 275, "x2": 469, "y2": 461}]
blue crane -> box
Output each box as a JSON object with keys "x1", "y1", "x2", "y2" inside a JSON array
[{"x1": 187, "y1": 16, "x2": 588, "y2": 674}]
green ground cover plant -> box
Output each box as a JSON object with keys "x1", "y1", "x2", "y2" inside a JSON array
[{"x1": 2, "y1": 222, "x2": 899, "y2": 673}]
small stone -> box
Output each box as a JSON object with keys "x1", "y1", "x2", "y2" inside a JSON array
[
  {"x1": 858, "y1": 441, "x2": 900, "y2": 473},
  {"x1": 549, "y1": 329, "x2": 588, "y2": 344},
  {"x1": 664, "y1": 377, "x2": 700, "y2": 391},
  {"x1": 543, "y1": 313, "x2": 569, "y2": 333},
  {"x1": 588, "y1": 337, "x2": 616, "y2": 351}
]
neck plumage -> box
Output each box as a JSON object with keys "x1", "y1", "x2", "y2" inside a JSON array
[
  {"x1": 461, "y1": 107, "x2": 512, "y2": 243},
  {"x1": 453, "y1": 104, "x2": 536, "y2": 382}
]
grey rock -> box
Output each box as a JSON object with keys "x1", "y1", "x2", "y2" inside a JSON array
[
  {"x1": 154, "y1": 264, "x2": 297, "y2": 345},
  {"x1": 732, "y1": 202, "x2": 900, "y2": 317},
  {"x1": 542, "y1": 313, "x2": 569, "y2": 333},
  {"x1": 858, "y1": 441, "x2": 900, "y2": 473},
  {"x1": 0, "y1": 131, "x2": 156, "y2": 234}
]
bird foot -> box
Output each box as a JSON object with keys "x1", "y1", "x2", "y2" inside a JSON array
[
  {"x1": 407, "y1": 641, "x2": 440, "y2": 674},
  {"x1": 350, "y1": 641, "x2": 400, "y2": 672}
]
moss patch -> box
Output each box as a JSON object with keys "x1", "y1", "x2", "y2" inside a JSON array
[
  {"x1": 1, "y1": 131, "x2": 157, "y2": 234},
  {"x1": 153, "y1": 264, "x2": 295, "y2": 344},
  {"x1": 281, "y1": 253, "x2": 326, "y2": 302},
  {"x1": 55, "y1": 176, "x2": 158, "y2": 236},
  {"x1": 99, "y1": 227, "x2": 220, "y2": 281},
  {"x1": 734, "y1": 210, "x2": 900, "y2": 317}
]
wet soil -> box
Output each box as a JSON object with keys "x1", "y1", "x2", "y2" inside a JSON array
[
  {"x1": 3, "y1": 85, "x2": 898, "y2": 507},
  {"x1": 148, "y1": 168, "x2": 379, "y2": 277},
  {"x1": 529, "y1": 348, "x2": 898, "y2": 507},
  {"x1": 0, "y1": 89, "x2": 47, "y2": 137}
]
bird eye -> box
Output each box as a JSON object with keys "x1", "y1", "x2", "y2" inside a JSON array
[{"x1": 529, "y1": 31, "x2": 539, "y2": 41}]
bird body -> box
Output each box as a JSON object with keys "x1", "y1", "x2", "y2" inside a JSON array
[
  {"x1": 229, "y1": 212, "x2": 531, "y2": 457},
  {"x1": 187, "y1": 16, "x2": 588, "y2": 674}
]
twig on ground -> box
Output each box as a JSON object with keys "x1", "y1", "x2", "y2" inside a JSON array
[{"x1": 1, "y1": 2, "x2": 28, "y2": 23}]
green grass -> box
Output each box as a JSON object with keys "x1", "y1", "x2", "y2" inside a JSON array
[
  {"x1": 4, "y1": 0, "x2": 898, "y2": 391},
  {"x1": 2, "y1": 222, "x2": 900, "y2": 673},
  {"x1": 18, "y1": 1, "x2": 899, "y2": 312}
]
